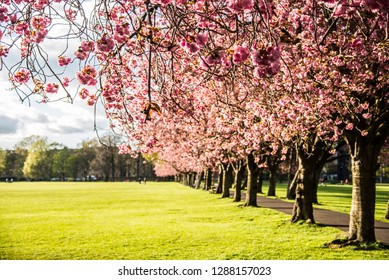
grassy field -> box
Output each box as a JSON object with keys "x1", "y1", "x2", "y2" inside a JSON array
[{"x1": 0, "y1": 181, "x2": 388, "y2": 260}]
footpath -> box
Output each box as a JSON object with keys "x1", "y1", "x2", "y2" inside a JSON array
[{"x1": 249, "y1": 194, "x2": 389, "y2": 245}]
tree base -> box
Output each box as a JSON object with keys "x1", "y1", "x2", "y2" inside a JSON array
[{"x1": 325, "y1": 238, "x2": 388, "y2": 250}]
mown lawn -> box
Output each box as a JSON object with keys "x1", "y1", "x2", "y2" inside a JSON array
[{"x1": 0, "y1": 181, "x2": 388, "y2": 260}]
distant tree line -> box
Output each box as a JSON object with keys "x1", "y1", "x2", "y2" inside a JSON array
[{"x1": 0, "y1": 135, "x2": 155, "y2": 182}]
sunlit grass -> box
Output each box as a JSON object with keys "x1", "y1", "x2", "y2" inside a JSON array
[{"x1": 0, "y1": 181, "x2": 388, "y2": 260}]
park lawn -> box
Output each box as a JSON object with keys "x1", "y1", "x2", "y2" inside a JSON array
[
  {"x1": 0, "y1": 181, "x2": 388, "y2": 260},
  {"x1": 259, "y1": 182, "x2": 389, "y2": 222}
]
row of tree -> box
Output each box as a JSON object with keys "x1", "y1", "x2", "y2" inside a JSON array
[
  {"x1": 0, "y1": 135, "x2": 155, "y2": 182},
  {"x1": 1, "y1": 0, "x2": 388, "y2": 245}
]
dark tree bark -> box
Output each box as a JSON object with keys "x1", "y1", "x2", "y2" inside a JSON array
[
  {"x1": 286, "y1": 148, "x2": 295, "y2": 199},
  {"x1": 291, "y1": 137, "x2": 329, "y2": 224},
  {"x1": 266, "y1": 155, "x2": 281, "y2": 197},
  {"x1": 345, "y1": 131, "x2": 387, "y2": 243},
  {"x1": 195, "y1": 171, "x2": 203, "y2": 189},
  {"x1": 287, "y1": 170, "x2": 299, "y2": 200},
  {"x1": 215, "y1": 165, "x2": 223, "y2": 194},
  {"x1": 221, "y1": 163, "x2": 234, "y2": 198},
  {"x1": 244, "y1": 153, "x2": 260, "y2": 207},
  {"x1": 257, "y1": 171, "x2": 263, "y2": 194},
  {"x1": 232, "y1": 160, "x2": 245, "y2": 202},
  {"x1": 203, "y1": 168, "x2": 213, "y2": 190}
]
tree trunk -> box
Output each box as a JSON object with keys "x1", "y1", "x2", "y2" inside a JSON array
[
  {"x1": 345, "y1": 134, "x2": 385, "y2": 243},
  {"x1": 288, "y1": 170, "x2": 299, "y2": 200},
  {"x1": 291, "y1": 138, "x2": 329, "y2": 224},
  {"x1": 203, "y1": 168, "x2": 213, "y2": 190},
  {"x1": 291, "y1": 165, "x2": 315, "y2": 224},
  {"x1": 257, "y1": 171, "x2": 263, "y2": 194},
  {"x1": 221, "y1": 163, "x2": 233, "y2": 198},
  {"x1": 286, "y1": 149, "x2": 295, "y2": 199},
  {"x1": 233, "y1": 161, "x2": 245, "y2": 202},
  {"x1": 244, "y1": 153, "x2": 260, "y2": 207},
  {"x1": 385, "y1": 197, "x2": 389, "y2": 220},
  {"x1": 267, "y1": 155, "x2": 280, "y2": 197},
  {"x1": 215, "y1": 166, "x2": 223, "y2": 194},
  {"x1": 195, "y1": 171, "x2": 203, "y2": 189}
]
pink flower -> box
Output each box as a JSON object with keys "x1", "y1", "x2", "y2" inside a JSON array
[
  {"x1": 62, "y1": 77, "x2": 70, "y2": 87},
  {"x1": 227, "y1": 0, "x2": 254, "y2": 13},
  {"x1": 79, "y1": 88, "x2": 90, "y2": 99},
  {"x1": 195, "y1": 33, "x2": 208, "y2": 47},
  {"x1": 96, "y1": 34, "x2": 115, "y2": 53},
  {"x1": 76, "y1": 65, "x2": 98, "y2": 86},
  {"x1": 65, "y1": 9, "x2": 77, "y2": 21},
  {"x1": 13, "y1": 21, "x2": 29, "y2": 35},
  {"x1": 180, "y1": 38, "x2": 199, "y2": 54},
  {"x1": 0, "y1": 45, "x2": 8, "y2": 57},
  {"x1": 33, "y1": 0, "x2": 49, "y2": 10},
  {"x1": 0, "y1": 6, "x2": 8, "y2": 22},
  {"x1": 74, "y1": 41, "x2": 95, "y2": 60},
  {"x1": 350, "y1": 39, "x2": 364, "y2": 53},
  {"x1": 31, "y1": 16, "x2": 51, "y2": 30},
  {"x1": 345, "y1": 123, "x2": 354, "y2": 130},
  {"x1": 13, "y1": 69, "x2": 30, "y2": 83},
  {"x1": 31, "y1": 29, "x2": 48, "y2": 43},
  {"x1": 233, "y1": 45, "x2": 249, "y2": 64},
  {"x1": 87, "y1": 95, "x2": 97, "y2": 106},
  {"x1": 362, "y1": 113, "x2": 372, "y2": 119},
  {"x1": 45, "y1": 83, "x2": 59, "y2": 94},
  {"x1": 58, "y1": 56, "x2": 71, "y2": 66}
]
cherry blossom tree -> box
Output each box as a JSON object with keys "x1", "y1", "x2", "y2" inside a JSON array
[{"x1": 1, "y1": 0, "x2": 387, "y2": 244}]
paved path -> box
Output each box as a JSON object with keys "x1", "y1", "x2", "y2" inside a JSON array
[{"x1": 243, "y1": 194, "x2": 389, "y2": 245}]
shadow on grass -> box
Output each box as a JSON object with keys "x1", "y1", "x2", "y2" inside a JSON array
[{"x1": 324, "y1": 238, "x2": 389, "y2": 251}]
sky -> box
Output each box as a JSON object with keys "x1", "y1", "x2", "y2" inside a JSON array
[
  {"x1": 0, "y1": 0, "x2": 115, "y2": 150},
  {"x1": 0, "y1": 89, "x2": 111, "y2": 150}
]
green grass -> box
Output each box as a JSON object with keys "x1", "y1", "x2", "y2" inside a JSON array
[
  {"x1": 260, "y1": 181, "x2": 389, "y2": 222},
  {"x1": 0, "y1": 181, "x2": 388, "y2": 260}
]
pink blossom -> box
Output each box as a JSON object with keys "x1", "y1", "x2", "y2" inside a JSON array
[
  {"x1": 65, "y1": 9, "x2": 77, "y2": 21},
  {"x1": 350, "y1": 39, "x2": 364, "y2": 53},
  {"x1": 45, "y1": 83, "x2": 59, "y2": 94},
  {"x1": 76, "y1": 65, "x2": 98, "y2": 86},
  {"x1": 31, "y1": 29, "x2": 48, "y2": 43},
  {"x1": 74, "y1": 41, "x2": 95, "y2": 60},
  {"x1": 79, "y1": 88, "x2": 90, "y2": 99},
  {"x1": 227, "y1": 0, "x2": 254, "y2": 13},
  {"x1": 362, "y1": 113, "x2": 372, "y2": 119},
  {"x1": 32, "y1": 0, "x2": 49, "y2": 10},
  {"x1": 195, "y1": 33, "x2": 208, "y2": 47},
  {"x1": 233, "y1": 45, "x2": 249, "y2": 64},
  {"x1": 151, "y1": 0, "x2": 173, "y2": 5},
  {"x1": 345, "y1": 123, "x2": 354, "y2": 130},
  {"x1": 361, "y1": 130, "x2": 369, "y2": 136},
  {"x1": 364, "y1": 0, "x2": 388, "y2": 10},
  {"x1": 0, "y1": 6, "x2": 8, "y2": 22},
  {"x1": 13, "y1": 69, "x2": 30, "y2": 83},
  {"x1": 96, "y1": 34, "x2": 115, "y2": 53},
  {"x1": 58, "y1": 56, "x2": 71, "y2": 66},
  {"x1": 0, "y1": 45, "x2": 8, "y2": 57},
  {"x1": 62, "y1": 77, "x2": 70, "y2": 87},
  {"x1": 13, "y1": 22, "x2": 29, "y2": 35},
  {"x1": 31, "y1": 16, "x2": 51, "y2": 30},
  {"x1": 87, "y1": 95, "x2": 97, "y2": 106},
  {"x1": 180, "y1": 38, "x2": 199, "y2": 54}
]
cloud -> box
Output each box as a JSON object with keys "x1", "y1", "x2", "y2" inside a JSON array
[{"x1": 0, "y1": 115, "x2": 20, "y2": 134}]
